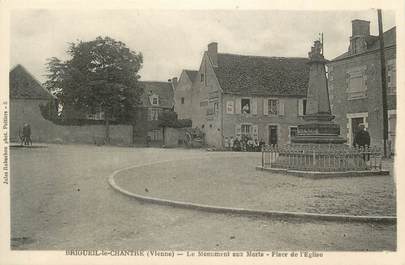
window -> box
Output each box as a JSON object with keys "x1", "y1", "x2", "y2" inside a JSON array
[
  {"x1": 226, "y1": 101, "x2": 234, "y2": 114},
  {"x1": 241, "y1": 124, "x2": 252, "y2": 136},
  {"x1": 214, "y1": 102, "x2": 219, "y2": 113},
  {"x1": 268, "y1": 99, "x2": 279, "y2": 115},
  {"x1": 387, "y1": 59, "x2": 396, "y2": 95},
  {"x1": 347, "y1": 67, "x2": 367, "y2": 99},
  {"x1": 152, "y1": 97, "x2": 158, "y2": 105},
  {"x1": 148, "y1": 129, "x2": 162, "y2": 141},
  {"x1": 298, "y1": 99, "x2": 307, "y2": 116},
  {"x1": 241, "y1": 98, "x2": 251, "y2": 114},
  {"x1": 148, "y1": 108, "x2": 160, "y2": 121},
  {"x1": 200, "y1": 73, "x2": 204, "y2": 82},
  {"x1": 181, "y1": 97, "x2": 185, "y2": 104},
  {"x1": 289, "y1": 127, "x2": 298, "y2": 143}
]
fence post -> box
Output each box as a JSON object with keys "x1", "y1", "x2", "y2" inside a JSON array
[{"x1": 262, "y1": 145, "x2": 264, "y2": 170}]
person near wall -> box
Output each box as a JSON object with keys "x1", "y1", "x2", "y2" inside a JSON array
[
  {"x1": 353, "y1": 123, "x2": 370, "y2": 161},
  {"x1": 224, "y1": 137, "x2": 229, "y2": 151},
  {"x1": 233, "y1": 137, "x2": 241, "y2": 151},
  {"x1": 247, "y1": 137, "x2": 254, "y2": 152},
  {"x1": 229, "y1": 136, "x2": 234, "y2": 151},
  {"x1": 254, "y1": 138, "x2": 260, "y2": 152},
  {"x1": 22, "y1": 123, "x2": 32, "y2": 146},
  {"x1": 259, "y1": 138, "x2": 265, "y2": 151}
]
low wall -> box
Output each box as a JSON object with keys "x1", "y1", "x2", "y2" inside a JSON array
[
  {"x1": 10, "y1": 99, "x2": 133, "y2": 146},
  {"x1": 53, "y1": 124, "x2": 133, "y2": 146},
  {"x1": 164, "y1": 127, "x2": 184, "y2": 147}
]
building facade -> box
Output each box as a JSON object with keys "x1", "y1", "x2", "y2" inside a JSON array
[
  {"x1": 173, "y1": 70, "x2": 197, "y2": 120},
  {"x1": 9, "y1": 65, "x2": 56, "y2": 143},
  {"x1": 178, "y1": 42, "x2": 310, "y2": 148},
  {"x1": 328, "y1": 20, "x2": 396, "y2": 152},
  {"x1": 132, "y1": 81, "x2": 175, "y2": 145}
]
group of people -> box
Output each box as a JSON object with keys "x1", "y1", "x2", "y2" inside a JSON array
[{"x1": 224, "y1": 135, "x2": 265, "y2": 152}]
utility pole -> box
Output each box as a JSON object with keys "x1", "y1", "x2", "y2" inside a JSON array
[{"x1": 378, "y1": 9, "x2": 389, "y2": 158}]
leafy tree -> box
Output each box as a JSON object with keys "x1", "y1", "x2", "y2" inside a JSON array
[{"x1": 44, "y1": 36, "x2": 144, "y2": 143}]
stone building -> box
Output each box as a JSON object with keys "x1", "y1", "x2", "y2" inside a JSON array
[
  {"x1": 173, "y1": 70, "x2": 198, "y2": 120},
  {"x1": 132, "y1": 81, "x2": 174, "y2": 145},
  {"x1": 175, "y1": 42, "x2": 310, "y2": 148},
  {"x1": 9, "y1": 65, "x2": 56, "y2": 143},
  {"x1": 327, "y1": 20, "x2": 396, "y2": 152}
]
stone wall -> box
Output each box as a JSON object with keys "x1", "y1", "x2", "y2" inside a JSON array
[
  {"x1": 191, "y1": 52, "x2": 223, "y2": 148},
  {"x1": 222, "y1": 94, "x2": 306, "y2": 146},
  {"x1": 163, "y1": 127, "x2": 186, "y2": 147},
  {"x1": 174, "y1": 71, "x2": 193, "y2": 120},
  {"x1": 10, "y1": 99, "x2": 133, "y2": 146},
  {"x1": 328, "y1": 46, "x2": 396, "y2": 149}
]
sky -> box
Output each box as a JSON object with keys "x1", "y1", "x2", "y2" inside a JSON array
[{"x1": 10, "y1": 9, "x2": 396, "y2": 84}]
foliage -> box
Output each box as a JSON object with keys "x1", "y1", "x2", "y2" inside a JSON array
[
  {"x1": 39, "y1": 99, "x2": 59, "y2": 123},
  {"x1": 43, "y1": 36, "x2": 144, "y2": 139},
  {"x1": 158, "y1": 111, "x2": 192, "y2": 128}
]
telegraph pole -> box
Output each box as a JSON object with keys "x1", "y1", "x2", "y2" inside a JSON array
[{"x1": 377, "y1": 9, "x2": 389, "y2": 158}]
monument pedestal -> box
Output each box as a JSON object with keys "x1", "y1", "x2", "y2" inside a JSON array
[
  {"x1": 259, "y1": 40, "x2": 386, "y2": 177},
  {"x1": 293, "y1": 113, "x2": 346, "y2": 144}
]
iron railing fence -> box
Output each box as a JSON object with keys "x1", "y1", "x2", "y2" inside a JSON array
[{"x1": 261, "y1": 144, "x2": 382, "y2": 172}]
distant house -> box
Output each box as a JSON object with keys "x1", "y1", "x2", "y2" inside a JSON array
[
  {"x1": 9, "y1": 65, "x2": 55, "y2": 143},
  {"x1": 173, "y1": 69, "x2": 198, "y2": 120},
  {"x1": 132, "y1": 81, "x2": 175, "y2": 145},
  {"x1": 175, "y1": 42, "x2": 310, "y2": 148},
  {"x1": 328, "y1": 20, "x2": 396, "y2": 153}
]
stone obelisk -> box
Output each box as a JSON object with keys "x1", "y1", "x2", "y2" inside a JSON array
[{"x1": 292, "y1": 40, "x2": 346, "y2": 144}]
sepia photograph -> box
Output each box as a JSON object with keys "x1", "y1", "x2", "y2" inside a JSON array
[{"x1": 0, "y1": 1, "x2": 403, "y2": 264}]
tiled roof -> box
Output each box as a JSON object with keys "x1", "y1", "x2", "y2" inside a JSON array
[
  {"x1": 10, "y1": 64, "x2": 53, "y2": 100},
  {"x1": 213, "y1": 53, "x2": 309, "y2": 97},
  {"x1": 332, "y1": 26, "x2": 396, "y2": 61},
  {"x1": 184, "y1": 70, "x2": 198, "y2": 82},
  {"x1": 140, "y1": 81, "x2": 174, "y2": 108}
]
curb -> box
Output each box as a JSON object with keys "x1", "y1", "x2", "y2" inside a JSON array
[
  {"x1": 256, "y1": 166, "x2": 391, "y2": 178},
  {"x1": 108, "y1": 159, "x2": 396, "y2": 225}
]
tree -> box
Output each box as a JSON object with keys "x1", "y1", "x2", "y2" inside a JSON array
[{"x1": 44, "y1": 36, "x2": 144, "y2": 143}]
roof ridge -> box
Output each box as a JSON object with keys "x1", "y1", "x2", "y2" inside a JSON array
[
  {"x1": 218, "y1": 52, "x2": 308, "y2": 60},
  {"x1": 140, "y1": 80, "x2": 170, "y2": 84},
  {"x1": 10, "y1": 64, "x2": 55, "y2": 99}
]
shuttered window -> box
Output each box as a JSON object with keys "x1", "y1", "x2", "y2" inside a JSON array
[{"x1": 298, "y1": 98, "x2": 307, "y2": 116}]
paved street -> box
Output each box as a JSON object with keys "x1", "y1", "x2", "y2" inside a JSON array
[
  {"x1": 115, "y1": 156, "x2": 396, "y2": 216},
  {"x1": 10, "y1": 144, "x2": 396, "y2": 251}
]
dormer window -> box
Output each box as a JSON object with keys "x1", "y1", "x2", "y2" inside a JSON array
[{"x1": 149, "y1": 93, "x2": 159, "y2": 106}]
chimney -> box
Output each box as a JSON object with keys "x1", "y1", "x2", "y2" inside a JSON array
[
  {"x1": 352, "y1": 19, "x2": 370, "y2": 36},
  {"x1": 349, "y1": 20, "x2": 370, "y2": 55},
  {"x1": 207, "y1": 42, "x2": 218, "y2": 67},
  {"x1": 171, "y1": 77, "x2": 178, "y2": 88}
]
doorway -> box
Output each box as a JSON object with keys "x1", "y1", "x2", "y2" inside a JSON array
[
  {"x1": 350, "y1": 117, "x2": 365, "y2": 145},
  {"x1": 268, "y1": 125, "x2": 278, "y2": 145}
]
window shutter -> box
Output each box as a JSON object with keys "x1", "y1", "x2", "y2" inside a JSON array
[
  {"x1": 298, "y1": 99, "x2": 304, "y2": 116},
  {"x1": 252, "y1": 98, "x2": 257, "y2": 115},
  {"x1": 252, "y1": 125, "x2": 258, "y2": 139},
  {"x1": 226, "y1": 101, "x2": 234, "y2": 114},
  {"x1": 235, "y1": 97, "x2": 241, "y2": 114},
  {"x1": 263, "y1": 98, "x2": 268, "y2": 115},
  {"x1": 235, "y1": 124, "x2": 241, "y2": 137},
  {"x1": 279, "y1": 100, "x2": 285, "y2": 116}
]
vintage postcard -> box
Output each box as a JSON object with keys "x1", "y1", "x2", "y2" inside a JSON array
[{"x1": 0, "y1": 0, "x2": 404, "y2": 264}]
